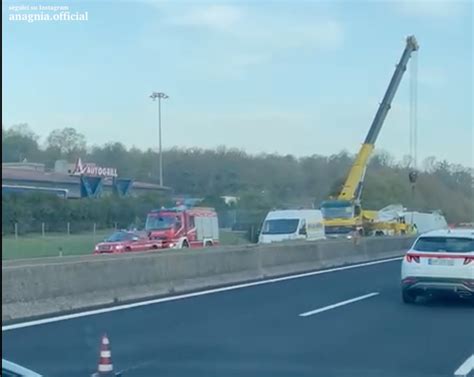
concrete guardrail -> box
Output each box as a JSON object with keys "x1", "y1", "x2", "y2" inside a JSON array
[{"x1": 2, "y1": 236, "x2": 416, "y2": 322}]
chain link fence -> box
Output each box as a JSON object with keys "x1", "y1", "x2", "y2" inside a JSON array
[
  {"x1": 217, "y1": 209, "x2": 267, "y2": 229},
  {"x1": 217, "y1": 209, "x2": 268, "y2": 243},
  {"x1": 2, "y1": 221, "x2": 123, "y2": 238},
  {"x1": 3, "y1": 211, "x2": 267, "y2": 236}
]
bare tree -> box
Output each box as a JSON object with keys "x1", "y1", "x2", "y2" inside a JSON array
[{"x1": 46, "y1": 127, "x2": 86, "y2": 159}]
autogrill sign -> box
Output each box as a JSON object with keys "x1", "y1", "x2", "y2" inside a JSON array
[{"x1": 71, "y1": 158, "x2": 118, "y2": 178}]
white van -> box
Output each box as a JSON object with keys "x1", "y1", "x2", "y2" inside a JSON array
[
  {"x1": 402, "y1": 211, "x2": 448, "y2": 234},
  {"x1": 258, "y1": 209, "x2": 325, "y2": 244}
]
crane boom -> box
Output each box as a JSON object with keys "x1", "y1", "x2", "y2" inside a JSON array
[{"x1": 338, "y1": 35, "x2": 419, "y2": 201}]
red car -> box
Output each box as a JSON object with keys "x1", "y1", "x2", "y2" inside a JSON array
[{"x1": 94, "y1": 230, "x2": 161, "y2": 254}]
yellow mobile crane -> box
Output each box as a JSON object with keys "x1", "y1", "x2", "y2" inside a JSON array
[{"x1": 321, "y1": 36, "x2": 419, "y2": 237}]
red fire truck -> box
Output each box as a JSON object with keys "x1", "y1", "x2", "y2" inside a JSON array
[{"x1": 145, "y1": 206, "x2": 219, "y2": 249}]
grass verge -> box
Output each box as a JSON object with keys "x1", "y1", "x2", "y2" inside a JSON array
[{"x1": 2, "y1": 229, "x2": 249, "y2": 260}]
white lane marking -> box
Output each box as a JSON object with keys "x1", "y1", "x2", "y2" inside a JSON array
[
  {"x1": 2, "y1": 256, "x2": 402, "y2": 332},
  {"x1": 454, "y1": 354, "x2": 474, "y2": 376},
  {"x1": 299, "y1": 292, "x2": 380, "y2": 317}
]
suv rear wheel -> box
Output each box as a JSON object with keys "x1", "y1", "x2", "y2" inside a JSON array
[{"x1": 402, "y1": 289, "x2": 417, "y2": 304}]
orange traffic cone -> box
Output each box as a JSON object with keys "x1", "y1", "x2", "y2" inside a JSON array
[{"x1": 92, "y1": 334, "x2": 116, "y2": 377}]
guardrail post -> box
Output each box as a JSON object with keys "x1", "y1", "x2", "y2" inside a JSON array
[
  {"x1": 14, "y1": 223, "x2": 18, "y2": 240},
  {"x1": 67, "y1": 222, "x2": 70, "y2": 235},
  {"x1": 42, "y1": 222, "x2": 45, "y2": 238},
  {"x1": 93, "y1": 223, "x2": 96, "y2": 239}
]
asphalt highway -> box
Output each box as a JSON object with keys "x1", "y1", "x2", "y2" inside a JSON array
[{"x1": 3, "y1": 258, "x2": 473, "y2": 377}]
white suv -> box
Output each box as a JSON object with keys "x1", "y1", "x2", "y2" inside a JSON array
[{"x1": 401, "y1": 228, "x2": 474, "y2": 303}]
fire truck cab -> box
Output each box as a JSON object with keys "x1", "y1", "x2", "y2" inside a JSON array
[{"x1": 145, "y1": 206, "x2": 219, "y2": 249}]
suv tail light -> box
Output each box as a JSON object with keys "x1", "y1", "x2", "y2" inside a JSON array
[
  {"x1": 406, "y1": 254, "x2": 420, "y2": 263},
  {"x1": 463, "y1": 256, "x2": 474, "y2": 265}
]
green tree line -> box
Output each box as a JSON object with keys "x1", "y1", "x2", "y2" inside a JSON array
[{"x1": 2, "y1": 124, "x2": 473, "y2": 224}]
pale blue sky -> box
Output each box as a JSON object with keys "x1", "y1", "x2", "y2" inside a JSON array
[{"x1": 2, "y1": 0, "x2": 473, "y2": 166}]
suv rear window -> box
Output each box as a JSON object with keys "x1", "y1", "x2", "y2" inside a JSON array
[{"x1": 413, "y1": 237, "x2": 474, "y2": 253}]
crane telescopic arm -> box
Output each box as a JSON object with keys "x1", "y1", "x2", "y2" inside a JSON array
[{"x1": 337, "y1": 35, "x2": 419, "y2": 202}]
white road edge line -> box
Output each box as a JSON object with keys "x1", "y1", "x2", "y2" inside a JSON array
[
  {"x1": 299, "y1": 292, "x2": 380, "y2": 317},
  {"x1": 2, "y1": 256, "x2": 402, "y2": 332},
  {"x1": 454, "y1": 354, "x2": 474, "y2": 377}
]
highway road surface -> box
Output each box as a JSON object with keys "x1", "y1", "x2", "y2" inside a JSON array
[{"x1": 3, "y1": 257, "x2": 473, "y2": 377}]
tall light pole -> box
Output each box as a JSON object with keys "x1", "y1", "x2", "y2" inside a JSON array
[{"x1": 150, "y1": 91, "x2": 168, "y2": 187}]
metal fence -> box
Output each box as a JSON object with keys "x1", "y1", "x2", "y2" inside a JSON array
[
  {"x1": 2, "y1": 210, "x2": 268, "y2": 236},
  {"x1": 2, "y1": 221, "x2": 123, "y2": 238},
  {"x1": 217, "y1": 209, "x2": 268, "y2": 231}
]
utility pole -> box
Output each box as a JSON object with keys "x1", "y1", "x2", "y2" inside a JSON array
[{"x1": 150, "y1": 91, "x2": 169, "y2": 187}]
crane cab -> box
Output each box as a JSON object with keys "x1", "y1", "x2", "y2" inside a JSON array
[{"x1": 321, "y1": 200, "x2": 364, "y2": 237}]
